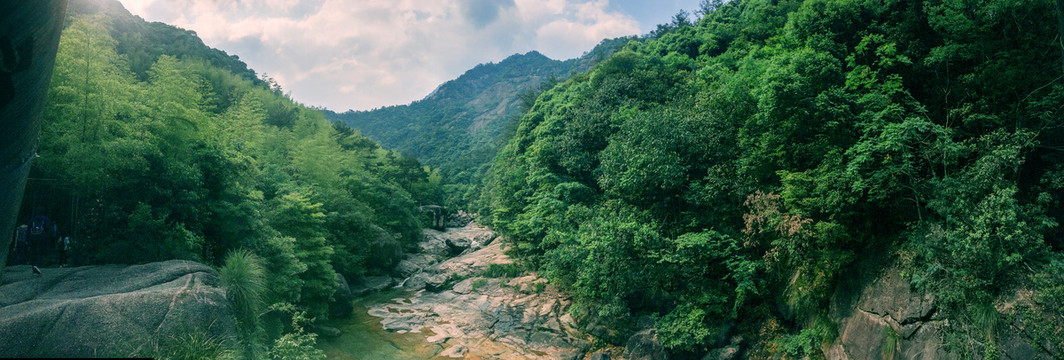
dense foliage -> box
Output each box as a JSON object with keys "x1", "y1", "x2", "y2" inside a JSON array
[
  {"x1": 67, "y1": 0, "x2": 262, "y2": 87},
  {"x1": 326, "y1": 39, "x2": 629, "y2": 208},
  {"x1": 17, "y1": 9, "x2": 440, "y2": 358},
  {"x1": 484, "y1": 0, "x2": 1064, "y2": 357}
]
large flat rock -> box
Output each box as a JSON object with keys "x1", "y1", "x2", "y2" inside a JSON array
[{"x1": 0, "y1": 260, "x2": 236, "y2": 358}]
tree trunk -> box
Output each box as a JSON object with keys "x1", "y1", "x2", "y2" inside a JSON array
[
  {"x1": 0, "y1": 1, "x2": 68, "y2": 282},
  {"x1": 1058, "y1": 0, "x2": 1064, "y2": 75}
]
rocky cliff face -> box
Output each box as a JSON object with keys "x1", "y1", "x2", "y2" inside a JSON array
[
  {"x1": 827, "y1": 266, "x2": 1056, "y2": 360},
  {"x1": 0, "y1": 260, "x2": 236, "y2": 358},
  {"x1": 827, "y1": 267, "x2": 948, "y2": 360}
]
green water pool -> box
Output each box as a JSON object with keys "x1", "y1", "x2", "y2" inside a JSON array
[{"x1": 317, "y1": 290, "x2": 444, "y2": 360}]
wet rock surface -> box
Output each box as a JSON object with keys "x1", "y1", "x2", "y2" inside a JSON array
[{"x1": 363, "y1": 222, "x2": 590, "y2": 359}]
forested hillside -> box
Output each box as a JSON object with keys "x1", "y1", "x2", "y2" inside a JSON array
[
  {"x1": 484, "y1": 0, "x2": 1064, "y2": 357},
  {"x1": 66, "y1": 0, "x2": 262, "y2": 87},
  {"x1": 16, "y1": 1, "x2": 441, "y2": 358},
  {"x1": 325, "y1": 38, "x2": 628, "y2": 206}
]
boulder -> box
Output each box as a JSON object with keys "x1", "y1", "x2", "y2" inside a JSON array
[
  {"x1": 313, "y1": 325, "x2": 343, "y2": 338},
  {"x1": 452, "y1": 278, "x2": 475, "y2": 294},
  {"x1": 623, "y1": 329, "x2": 669, "y2": 360},
  {"x1": 350, "y1": 275, "x2": 395, "y2": 296},
  {"x1": 424, "y1": 273, "x2": 450, "y2": 292},
  {"x1": 419, "y1": 230, "x2": 452, "y2": 258},
  {"x1": 445, "y1": 210, "x2": 475, "y2": 228},
  {"x1": 0, "y1": 261, "x2": 236, "y2": 358},
  {"x1": 827, "y1": 266, "x2": 1055, "y2": 359},
  {"x1": 403, "y1": 272, "x2": 431, "y2": 291},
  {"x1": 329, "y1": 273, "x2": 354, "y2": 319},
  {"x1": 367, "y1": 226, "x2": 402, "y2": 271},
  {"x1": 828, "y1": 267, "x2": 949, "y2": 360},
  {"x1": 440, "y1": 344, "x2": 469, "y2": 357},
  {"x1": 703, "y1": 345, "x2": 740, "y2": 360},
  {"x1": 446, "y1": 236, "x2": 472, "y2": 254},
  {"x1": 395, "y1": 253, "x2": 439, "y2": 278},
  {"x1": 395, "y1": 259, "x2": 423, "y2": 278},
  {"x1": 473, "y1": 232, "x2": 495, "y2": 247},
  {"x1": 589, "y1": 351, "x2": 611, "y2": 360}
]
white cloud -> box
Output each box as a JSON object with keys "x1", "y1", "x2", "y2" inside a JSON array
[{"x1": 118, "y1": 0, "x2": 641, "y2": 111}]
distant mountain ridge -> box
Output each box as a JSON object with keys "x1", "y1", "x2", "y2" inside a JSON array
[
  {"x1": 68, "y1": 0, "x2": 262, "y2": 86},
  {"x1": 325, "y1": 38, "x2": 631, "y2": 190}
]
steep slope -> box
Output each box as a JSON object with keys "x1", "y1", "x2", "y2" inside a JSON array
[
  {"x1": 8, "y1": 1, "x2": 446, "y2": 359},
  {"x1": 20, "y1": 1, "x2": 441, "y2": 354},
  {"x1": 485, "y1": 0, "x2": 1064, "y2": 358},
  {"x1": 325, "y1": 38, "x2": 630, "y2": 194},
  {"x1": 67, "y1": 0, "x2": 261, "y2": 86}
]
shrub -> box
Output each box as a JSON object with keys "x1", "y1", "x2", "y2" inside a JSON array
[
  {"x1": 145, "y1": 330, "x2": 238, "y2": 360},
  {"x1": 471, "y1": 278, "x2": 489, "y2": 291},
  {"x1": 481, "y1": 263, "x2": 525, "y2": 278},
  {"x1": 219, "y1": 249, "x2": 266, "y2": 358}
]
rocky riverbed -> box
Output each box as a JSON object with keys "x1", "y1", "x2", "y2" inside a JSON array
[{"x1": 329, "y1": 222, "x2": 592, "y2": 359}]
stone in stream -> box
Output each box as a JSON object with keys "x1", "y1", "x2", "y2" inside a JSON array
[
  {"x1": 395, "y1": 253, "x2": 440, "y2": 278},
  {"x1": 403, "y1": 272, "x2": 431, "y2": 291},
  {"x1": 419, "y1": 230, "x2": 452, "y2": 257},
  {"x1": 349, "y1": 275, "x2": 395, "y2": 296},
  {"x1": 424, "y1": 273, "x2": 451, "y2": 291}
]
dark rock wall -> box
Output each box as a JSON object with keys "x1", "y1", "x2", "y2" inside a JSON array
[{"x1": 0, "y1": 0, "x2": 68, "y2": 283}]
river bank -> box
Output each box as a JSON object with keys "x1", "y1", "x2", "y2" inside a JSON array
[{"x1": 320, "y1": 222, "x2": 592, "y2": 359}]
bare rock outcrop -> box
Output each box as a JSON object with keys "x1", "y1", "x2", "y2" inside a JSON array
[
  {"x1": 0, "y1": 260, "x2": 236, "y2": 358},
  {"x1": 623, "y1": 329, "x2": 669, "y2": 360},
  {"x1": 828, "y1": 266, "x2": 1054, "y2": 360},
  {"x1": 367, "y1": 223, "x2": 589, "y2": 359},
  {"x1": 827, "y1": 267, "x2": 947, "y2": 360}
]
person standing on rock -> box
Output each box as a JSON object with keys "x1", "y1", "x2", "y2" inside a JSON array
[
  {"x1": 27, "y1": 207, "x2": 54, "y2": 274},
  {"x1": 10, "y1": 224, "x2": 28, "y2": 265},
  {"x1": 56, "y1": 235, "x2": 70, "y2": 267}
]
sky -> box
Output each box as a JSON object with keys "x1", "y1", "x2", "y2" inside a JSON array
[{"x1": 117, "y1": 0, "x2": 704, "y2": 111}]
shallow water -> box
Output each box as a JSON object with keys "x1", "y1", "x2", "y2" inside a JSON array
[{"x1": 318, "y1": 290, "x2": 445, "y2": 360}]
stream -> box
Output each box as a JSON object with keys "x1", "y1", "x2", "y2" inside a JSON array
[
  {"x1": 318, "y1": 290, "x2": 445, "y2": 360},
  {"x1": 315, "y1": 223, "x2": 590, "y2": 360}
]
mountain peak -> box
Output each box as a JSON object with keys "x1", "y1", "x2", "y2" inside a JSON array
[{"x1": 326, "y1": 37, "x2": 629, "y2": 182}]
